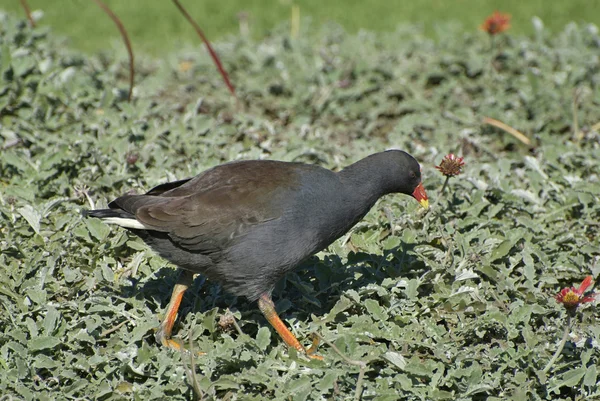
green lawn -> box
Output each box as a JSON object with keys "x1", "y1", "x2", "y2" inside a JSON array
[{"x1": 2, "y1": 0, "x2": 600, "y2": 54}]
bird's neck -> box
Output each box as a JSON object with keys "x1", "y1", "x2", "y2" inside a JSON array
[{"x1": 337, "y1": 155, "x2": 391, "y2": 208}]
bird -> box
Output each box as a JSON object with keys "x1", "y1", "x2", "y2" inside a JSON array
[{"x1": 84, "y1": 150, "x2": 429, "y2": 358}]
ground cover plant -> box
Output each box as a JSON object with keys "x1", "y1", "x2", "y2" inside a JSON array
[{"x1": 1, "y1": 10, "x2": 600, "y2": 400}]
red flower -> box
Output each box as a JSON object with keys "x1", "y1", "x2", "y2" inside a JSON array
[
  {"x1": 435, "y1": 154, "x2": 465, "y2": 177},
  {"x1": 480, "y1": 11, "x2": 511, "y2": 35},
  {"x1": 555, "y1": 276, "x2": 597, "y2": 310}
]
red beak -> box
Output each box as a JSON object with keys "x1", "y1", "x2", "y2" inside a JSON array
[{"x1": 412, "y1": 182, "x2": 429, "y2": 209}]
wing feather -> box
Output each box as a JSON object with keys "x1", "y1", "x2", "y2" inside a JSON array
[{"x1": 109, "y1": 160, "x2": 307, "y2": 252}]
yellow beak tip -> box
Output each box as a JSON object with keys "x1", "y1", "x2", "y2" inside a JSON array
[{"x1": 420, "y1": 199, "x2": 430, "y2": 209}]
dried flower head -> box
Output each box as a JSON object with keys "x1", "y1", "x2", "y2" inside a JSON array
[
  {"x1": 435, "y1": 154, "x2": 465, "y2": 177},
  {"x1": 480, "y1": 11, "x2": 511, "y2": 35},
  {"x1": 218, "y1": 312, "x2": 236, "y2": 332},
  {"x1": 126, "y1": 152, "x2": 139, "y2": 165},
  {"x1": 555, "y1": 276, "x2": 596, "y2": 310}
]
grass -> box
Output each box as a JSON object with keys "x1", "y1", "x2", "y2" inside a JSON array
[
  {"x1": 1, "y1": 0, "x2": 599, "y2": 54},
  {"x1": 1, "y1": 9, "x2": 600, "y2": 401}
]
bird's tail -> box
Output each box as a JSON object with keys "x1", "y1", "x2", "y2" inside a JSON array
[
  {"x1": 82, "y1": 209, "x2": 148, "y2": 230},
  {"x1": 82, "y1": 209, "x2": 133, "y2": 219}
]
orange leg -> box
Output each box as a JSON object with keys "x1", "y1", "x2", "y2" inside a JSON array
[
  {"x1": 258, "y1": 293, "x2": 322, "y2": 360},
  {"x1": 155, "y1": 269, "x2": 195, "y2": 351}
]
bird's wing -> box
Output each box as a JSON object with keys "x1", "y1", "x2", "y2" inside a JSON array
[{"x1": 110, "y1": 160, "x2": 305, "y2": 252}]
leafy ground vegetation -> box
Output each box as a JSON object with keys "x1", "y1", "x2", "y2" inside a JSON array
[{"x1": 1, "y1": 11, "x2": 600, "y2": 401}]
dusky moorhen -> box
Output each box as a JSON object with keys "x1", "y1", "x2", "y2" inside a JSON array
[{"x1": 85, "y1": 150, "x2": 429, "y2": 357}]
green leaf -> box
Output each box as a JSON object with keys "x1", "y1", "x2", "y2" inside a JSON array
[
  {"x1": 2, "y1": 150, "x2": 32, "y2": 172},
  {"x1": 550, "y1": 367, "x2": 586, "y2": 392},
  {"x1": 322, "y1": 296, "x2": 352, "y2": 323},
  {"x1": 128, "y1": 318, "x2": 158, "y2": 343},
  {"x1": 18, "y1": 205, "x2": 41, "y2": 235},
  {"x1": 255, "y1": 327, "x2": 271, "y2": 351},
  {"x1": 286, "y1": 376, "x2": 312, "y2": 399},
  {"x1": 583, "y1": 364, "x2": 597, "y2": 387},
  {"x1": 383, "y1": 351, "x2": 406, "y2": 369},
  {"x1": 316, "y1": 371, "x2": 337, "y2": 391},
  {"x1": 85, "y1": 218, "x2": 110, "y2": 241},
  {"x1": 100, "y1": 264, "x2": 114, "y2": 282},
  {"x1": 213, "y1": 377, "x2": 240, "y2": 390},
  {"x1": 364, "y1": 299, "x2": 387, "y2": 321},
  {"x1": 26, "y1": 288, "x2": 47, "y2": 305},
  {"x1": 404, "y1": 278, "x2": 420, "y2": 299},
  {"x1": 490, "y1": 239, "x2": 514, "y2": 262},
  {"x1": 73, "y1": 328, "x2": 96, "y2": 344},
  {"x1": 42, "y1": 307, "x2": 60, "y2": 335},
  {"x1": 404, "y1": 356, "x2": 435, "y2": 376},
  {"x1": 28, "y1": 336, "x2": 61, "y2": 351}
]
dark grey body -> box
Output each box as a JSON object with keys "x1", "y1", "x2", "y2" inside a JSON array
[{"x1": 86, "y1": 150, "x2": 422, "y2": 301}]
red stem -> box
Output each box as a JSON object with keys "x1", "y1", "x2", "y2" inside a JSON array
[
  {"x1": 19, "y1": 0, "x2": 36, "y2": 27},
  {"x1": 172, "y1": 0, "x2": 236, "y2": 98},
  {"x1": 90, "y1": 0, "x2": 135, "y2": 102}
]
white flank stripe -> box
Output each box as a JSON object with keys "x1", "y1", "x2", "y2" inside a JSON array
[{"x1": 103, "y1": 217, "x2": 149, "y2": 230}]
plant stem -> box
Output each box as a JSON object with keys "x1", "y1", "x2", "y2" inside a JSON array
[
  {"x1": 172, "y1": 0, "x2": 236, "y2": 99},
  {"x1": 91, "y1": 0, "x2": 135, "y2": 102},
  {"x1": 19, "y1": 0, "x2": 35, "y2": 27},
  {"x1": 313, "y1": 332, "x2": 367, "y2": 401},
  {"x1": 439, "y1": 176, "x2": 450, "y2": 196},
  {"x1": 542, "y1": 314, "x2": 573, "y2": 374}
]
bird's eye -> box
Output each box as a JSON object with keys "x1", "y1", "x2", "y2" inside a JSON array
[{"x1": 410, "y1": 171, "x2": 416, "y2": 179}]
